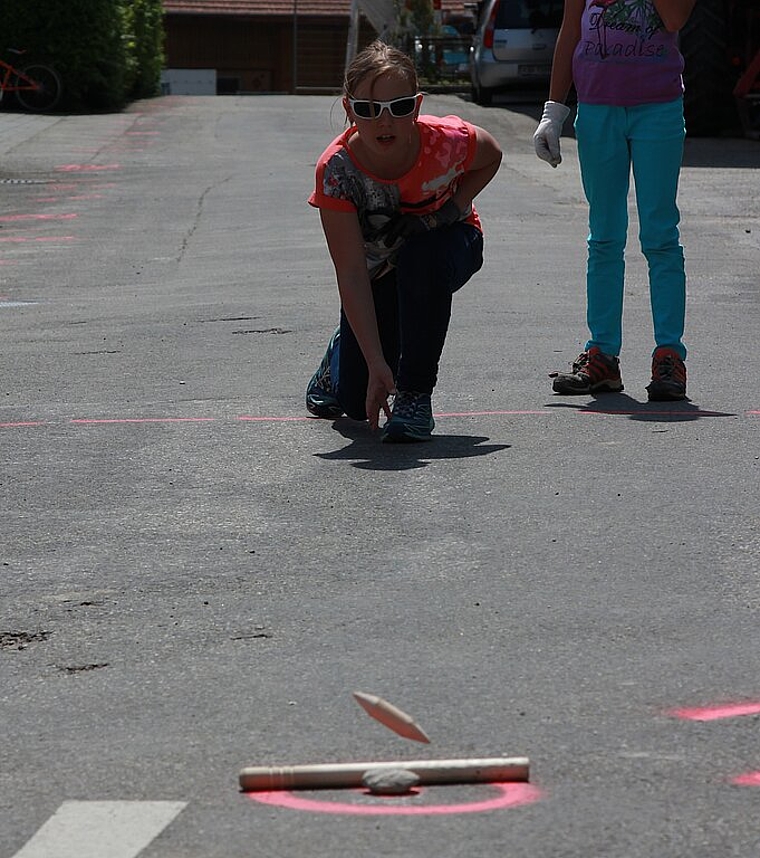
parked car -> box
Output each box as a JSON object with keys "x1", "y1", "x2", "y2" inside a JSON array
[{"x1": 469, "y1": 0, "x2": 563, "y2": 104}]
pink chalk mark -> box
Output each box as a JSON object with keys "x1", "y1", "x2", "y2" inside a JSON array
[
  {"x1": 732, "y1": 771, "x2": 760, "y2": 786},
  {"x1": 0, "y1": 213, "x2": 78, "y2": 222},
  {"x1": 3, "y1": 410, "x2": 759, "y2": 431},
  {"x1": 237, "y1": 415, "x2": 313, "y2": 422},
  {"x1": 670, "y1": 701, "x2": 760, "y2": 721},
  {"x1": 71, "y1": 417, "x2": 217, "y2": 425},
  {"x1": 55, "y1": 164, "x2": 121, "y2": 172},
  {"x1": 241, "y1": 410, "x2": 551, "y2": 421},
  {"x1": 249, "y1": 782, "x2": 543, "y2": 816},
  {"x1": 0, "y1": 236, "x2": 77, "y2": 243},
  {"x1": 0, "y1": 421, "x2": 47, "y2": 428}
]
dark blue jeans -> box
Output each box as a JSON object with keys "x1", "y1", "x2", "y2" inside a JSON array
[{"x1": 338, "y1": 222, "x2": 483, "y2": 421}]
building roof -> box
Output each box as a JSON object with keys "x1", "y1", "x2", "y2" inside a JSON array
[
  {"x1": 164, "y1": 0, "x2": 350, "y2": 14},
  {"x1": 163, "y1": 0, "x2": 471, "y2": 18}
]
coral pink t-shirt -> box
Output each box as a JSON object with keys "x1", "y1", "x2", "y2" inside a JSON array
[{"x1": 309, "y1": 114, "x2": 481, "y2": 278}]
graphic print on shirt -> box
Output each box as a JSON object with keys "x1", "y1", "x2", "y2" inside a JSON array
[
  {"x1": 320, "y1": 149, "x2": 402, "y2": 275},
  {"x1": 587, "y1": 0, "x2": 665, "y2": 60}
]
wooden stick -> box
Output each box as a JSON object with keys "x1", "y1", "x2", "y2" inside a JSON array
[{"x1": 239, "y1": 757, "x2": 530, "y2": 791}]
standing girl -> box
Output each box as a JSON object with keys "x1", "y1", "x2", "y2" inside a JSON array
[
  {"x1": 306, "y1": 40, "x2": 502, "y2": 441},
  {"x1": 534, "y1": 0, "x2": 696, "y2": 400}
]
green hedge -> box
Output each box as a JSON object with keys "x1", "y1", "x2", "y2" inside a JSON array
[
  {"x1": 124, "y1": 0, "x2": 166, "y2": 101},
  {"x1": 3, "y1": 0, "x2": 164, "y2": 112}
]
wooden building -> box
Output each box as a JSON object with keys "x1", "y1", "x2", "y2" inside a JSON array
[
  {"x1": 162, "y1": 0, "x2": 474, "y2": 94},
  {"x1": 163, "y1": 0, "x2": 376, "y2": 94}
]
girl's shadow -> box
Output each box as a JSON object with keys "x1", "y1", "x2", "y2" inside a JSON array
[
  {"x1": 314, "y1": 419, "x2": 511, "y2": 471},
  {"x1": 545, "y1": 391, "x2": 735, "y2": 421}
]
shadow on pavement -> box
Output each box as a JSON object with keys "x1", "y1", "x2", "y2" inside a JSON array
[
  {"x1": 682, "y1": 137, "x2": 760, "y2": 169},
  {"x1": 545, "y1": 392, "x2": 736, "y2": 422},
  {"x1": 314, "y1": 420, "x2": 511, "y2": 471}
]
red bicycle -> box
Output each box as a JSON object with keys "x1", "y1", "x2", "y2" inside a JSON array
[{"x1": 0, "y1": 48, "x2": 62, "y2": 112}]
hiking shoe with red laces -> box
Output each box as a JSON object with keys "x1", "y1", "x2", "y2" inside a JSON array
[
  {"x1": 646, "y1": 347, "x2": 687, "y2": 401},
  {"x1": 550, "y1": 346, "x2": 624, "y2": 394}
]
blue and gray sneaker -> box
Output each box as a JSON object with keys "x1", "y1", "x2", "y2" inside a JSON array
[
  {"x1": 306, "y1": 328, "x2": 343, "y2": 418},
  {"x1": 382, "y1": 390, "x2": 435, "y2": 443}
]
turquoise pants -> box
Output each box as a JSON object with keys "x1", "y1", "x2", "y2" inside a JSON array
[{"x1": 575, "y1": 98, "x2": 687, "y2": 359}]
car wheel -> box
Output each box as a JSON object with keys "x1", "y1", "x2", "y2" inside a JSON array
[{"x1": 471, "y1": 81, "x2": 493, "y2": 106}]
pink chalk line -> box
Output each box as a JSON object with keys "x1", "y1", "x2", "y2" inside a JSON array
[
  {"x1": 0, "y1": 212, "x2": 78, "y2": 222},
  {"x1": 55, "y1": 164, "x2": 121, "y2": 172},
  {"x1": 0, "y1": 410, "x2": 759, "y2": 430},
  {"x1": 71, "y1": 417, "x2": 217, "y2": 424},
  {"x1": 669, "y1": 701, "x2": 760, "y2": 721},
  {"x1": 238, "y1": 415, "x2": 312, "y2": 422},
  {"x1": 0, "y1": 236, "x2": 77, "y2": 243},
  {"x1": 732, "y1": 772, "x2": 760, "y2": 786}
]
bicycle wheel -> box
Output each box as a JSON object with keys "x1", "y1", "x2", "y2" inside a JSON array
[{"x1": 15, "y1": 64, "x2": 62, "y2": 112}]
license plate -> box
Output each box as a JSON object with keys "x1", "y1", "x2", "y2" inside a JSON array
[{"x1": 518, "y1": 64, "x2": 551, "y2": 77}]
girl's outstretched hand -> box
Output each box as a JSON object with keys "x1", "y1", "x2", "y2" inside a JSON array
[{"x1": 365, "y1": 362, "x2": 396, "y2": 431}]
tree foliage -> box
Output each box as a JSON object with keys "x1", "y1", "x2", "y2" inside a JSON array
[
  {"x1": 123, "y1": 0, "x2": 166, "y2": 101},
  {"x1": 3, "y1": 0, "x2": 164, "y2": 112}
]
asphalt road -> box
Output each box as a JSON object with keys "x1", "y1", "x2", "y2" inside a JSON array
[{"x1": 1, "y1": 94, "x2": 759, "y2": 858}]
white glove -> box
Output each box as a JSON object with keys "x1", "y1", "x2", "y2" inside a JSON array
[{"x1": 533, "y1": 101, "x2": 571, "y2": 168}]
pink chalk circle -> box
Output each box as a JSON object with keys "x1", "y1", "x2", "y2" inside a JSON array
[{"x1": 248, "y1": 781, "x2": 543, "y2": 816}]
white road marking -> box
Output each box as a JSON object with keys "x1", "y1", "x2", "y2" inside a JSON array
[{"x1": 12, "y1": 801, "x2": 187, "y2": 858}]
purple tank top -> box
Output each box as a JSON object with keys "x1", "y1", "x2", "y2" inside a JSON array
[{"x1": 572, "y1": 0, "x2": 684, "y2": 106}]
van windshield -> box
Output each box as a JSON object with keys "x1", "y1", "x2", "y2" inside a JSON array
[{"x1": 495, "y1": 0, "x2": 563, "y2": 29}]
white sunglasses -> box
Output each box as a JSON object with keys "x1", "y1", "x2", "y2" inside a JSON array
[{"x1": 347, "y1": 94, "x2": 421, "y2": 120}]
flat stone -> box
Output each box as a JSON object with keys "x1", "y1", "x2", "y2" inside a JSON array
[{"x1": 362, "y1": 768, "x2": 420, "y2": 795}]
